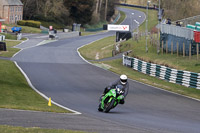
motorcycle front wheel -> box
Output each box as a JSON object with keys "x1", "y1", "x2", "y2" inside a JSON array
[{"x1": 104, "y1": 98, "x2": 115, "y2": 113}]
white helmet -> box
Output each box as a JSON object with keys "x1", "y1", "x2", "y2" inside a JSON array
[{"x1": 120, "y1": 74, "x2": 127, "y2": 85}]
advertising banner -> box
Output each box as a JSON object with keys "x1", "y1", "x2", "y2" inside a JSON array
[{"x1": 107, "y1": 24, "x2": 130, "y2": 31}]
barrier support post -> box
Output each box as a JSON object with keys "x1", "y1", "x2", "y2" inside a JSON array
[
  {"x1": 162, "y1": 41, "x2": 163, "y2": 54},
  {"x1": 183, "y1": 43, "x2": 185, "y2": 57},
  {"x1": 177, "y1": 42, "x2": 179, "y2": 57},
  {"x1": 197, "y1": 44, "x2": 199, "y2": 60},
  {"x1": 171, "y1": 41, "x2": 173, "y2": 55},
  {"x1": 166, "y1": 41, "x2": 168, "y2": 54},
  {"x1": 189, "y1": 44, "x2": 191, "y2": 60}
]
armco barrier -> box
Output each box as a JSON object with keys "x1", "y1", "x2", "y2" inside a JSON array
[
  {"x1": 123, "y1": 55, "x2": 200, "y2": 89},
  {"x1": 118, "y1": 3, "x2": 158, "y2": 10}
]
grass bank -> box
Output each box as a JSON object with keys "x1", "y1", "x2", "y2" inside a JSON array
[
  {"x1": 20, "y1": 25, "x2": 42, "y2": 33},
  {"x1": 0, "y1": 39, "x2": 71, "y2": 113},
  {"x1": 115, "y1": 11, "x2": 126, "y2": 25},
  {"x1": 0, "y1": 125, "x2": 86, "y2": 133},
  {"x1": 121, "y1": 36, "x2": 200, "y2": 73},
  {"x1": 116, "y1": 6, "x2": 200, "y2": 73},
  {"x1": 0, "y1": 59, "x2": 71, "y2": 113},
  {"x1": 78, "y1": 8, "x2": 200, "y2": 100},
  {"x1": 4, "y1": 24, "x2": 42, "y2": 33},
  {"x1": 0, "y1": 40, "x2": 21, "y2": 57},
  {"x1": 81, "y1": 10, "x2": 126, "y2": 36},
  {"x1": 79, "y1": 36, "x2": 115, "y2": 60},
  {"x1": 96, "y1": 59, "x2": 200, "y2": 99},
  {"x1": 122, "y1": 6, "x2": 158, "y2": 32},
  {"x1": 79, "y1": 37, "x2": 200, "y2": 100}
]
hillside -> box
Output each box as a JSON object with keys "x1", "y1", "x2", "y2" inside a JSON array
[
  {"x1": 120, "y1": 0, "x2": 200, "y2": 21},
  {"x1": 21, "y1": 0, "x2": 119, "y2": 27}
]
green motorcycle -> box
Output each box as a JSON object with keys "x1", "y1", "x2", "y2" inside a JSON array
[{"x1": 98, "y1": 85, "x2": 124, "y2": 113}]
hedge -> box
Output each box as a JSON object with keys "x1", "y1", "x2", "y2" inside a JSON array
[{"x1": 17, "y1": 20, "x2": 41, "y2": 28}]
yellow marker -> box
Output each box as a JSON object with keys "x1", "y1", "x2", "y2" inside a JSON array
[{"x1": 48, "y1": 97, "x2": 52, "y2": 106}]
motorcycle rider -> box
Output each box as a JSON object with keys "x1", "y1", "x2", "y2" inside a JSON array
[{"x1": 101, "y1": 74, "x2": 129, "y2": 104}]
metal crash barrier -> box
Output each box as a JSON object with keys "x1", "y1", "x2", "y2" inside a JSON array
[{"x1": 123, "y1": 55, "x2": 200, "y2": 89}]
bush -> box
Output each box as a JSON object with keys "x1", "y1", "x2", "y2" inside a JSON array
[
  {"x1": 40, "y1": 21, "x2": 65, "y2": 29},
  {"x1": 17, "y1": 20, "x2": 41, "y2": 28},
  {"x1": 17, "y1": 20, "x2": 26, "y2": 26}
]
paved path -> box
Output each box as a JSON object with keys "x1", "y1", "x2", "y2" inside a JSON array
[
  {"x1": 0, "y1": 108, "x2": 149, "y2": 133},
  {"x1": 0, "y1": 57, "x2": 10, "y2": 60}
]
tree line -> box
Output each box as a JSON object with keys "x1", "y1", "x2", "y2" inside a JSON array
[
  {"x1": 121, "y1": 0, "x2": 200, "y2": 21},
  {"x1": 21, "y1": 0, "x2": 119, "y2": 26},
  {"x1": 161, "y1": 0, "x2": 200, "y2": 21}
]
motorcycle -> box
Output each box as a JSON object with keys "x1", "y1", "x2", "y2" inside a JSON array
[{"x1": 98, "y1": 85, "x2": 124, "y2": 113}]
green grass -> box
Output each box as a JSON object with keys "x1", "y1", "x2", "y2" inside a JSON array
[
  {"x1": 115, "y1": 11, "x2": 126, "y2": 25},
  {"x1": 84, "y1": 21, "x2": 107, "y2": 30},
  {"x1": 20, "y1": 26, "x2": 42, "y2": 33},
  {"x1": 0, "y1": 39, "x2": 71, "y2": 113},
  {"x1": 0, "y1": 125, "x2": 87, "y2": 133},
  {"x1": 3, "y1": 24, "x2": 42, "y2": 33},
  {"x1": 114, "y1": 6, "x2": 200, "y2": 73},
  {"x1": 79, "y1": 36, "x2": 115, "y2": 60},
  {"x1": 96, "y1": 59, "x2": 200, "y2": 100},
  {"x1": 79, "y1": 35, "x2": 200, "y2": 99},
  {"x1": 0, "y1": 60, "x2": 71, "y2": 113},
  {"x1": 78, "y1": 6, "x2": 200, "y2": 99},
  {"x1": 121, "y1": 36, "x2": 200, "y2": 73},
  {"x1": 81, "y1": 10, "x2": 126, "y2": 36},
  {"x1": 0, "y1": 33, "x2": 17, "y2": 40},
  {"x1": 41, "y1": 21, "x2": 66, "y2": 29},
  {"x1": 81, "y1": 31, "x2": 107, "y2": 36},
  {"x1": 0, "y1": 40, "x2": 21, "y2": 57},
  {"x1": 121, "y1": 6, "x2": 158, "y2": 32}
]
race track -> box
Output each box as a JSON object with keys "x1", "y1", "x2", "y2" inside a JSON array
[{"x1": 7, "y1": 7, "x2": 200, "y2": 133}]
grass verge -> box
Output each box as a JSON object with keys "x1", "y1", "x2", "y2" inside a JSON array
[
  {"x1": 0, "y1": 40, "x2": 21, "y2": 57},
  {"x1": 79, "y1": 36, "x2": 115, "y2": 60},
  {"x1": 4, "y1": 24, "x2": 42, "y2": 33},
  {"x1": 0, "y1": 39, "x2": 71, "y2": 113},
  {"x1": 20, "y1": 25, "x2": 42, "y2": 33},
  {"x1": 81, "y1": 10, "x2": 126, "y2": 36},
  {"x1": 121, "y1": 36, "x2": 200, "y2": 73},
  {"x1": 0, "y1": 33, "x2": 17, "y2": 40},
  {"x1": 115, "y1": 11, "x2": 126, "y2": 25},
  {"x1": 0, "y1": 60, "x2": 71, "y2": 113},
  {"x1": 78, "y1": 6, "x2": 200, "y2": 99},
  {"x1": 127, "y1": 6, "x2": 158, "y2": 32},
  {"x1": 95, "y1": 59, "x2": 200, "y2": 100},
  {"x1": 79, "y1": 37, "x2": 200, "y2": 100},
  {"x1": 0, "y1": 125, "x2": 86, "y2": 133}
]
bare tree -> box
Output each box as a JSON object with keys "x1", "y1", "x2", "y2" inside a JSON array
[
  {"x1": 99, "y1": 0, "x2": 103, "y2": 13},
  {"x1": 104, "y1": 0, "x2": 108, "y2": 20},
  {"x1": 95, "y1": 0, "x2": 100, "y2": 14}
]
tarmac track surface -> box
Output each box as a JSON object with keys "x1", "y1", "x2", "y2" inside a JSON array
[{"x1": 1, "y1": 8, "x2": 200, "y2": 133}]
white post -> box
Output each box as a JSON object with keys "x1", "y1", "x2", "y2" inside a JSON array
[{"x1": 146, "y1": 1, "x2": 150, "y2": 53}]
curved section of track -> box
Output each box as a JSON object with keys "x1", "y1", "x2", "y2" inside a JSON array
[{"x1": 10, "y1": 8, "x2": 200, "y2": 133}]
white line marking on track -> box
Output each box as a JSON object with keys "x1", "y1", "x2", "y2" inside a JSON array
[
  {"x1": 12, "y1": 39, "x2": 81, "y2": 115},
  {"x1": 14, "y1": 61, "x2": 81, "y2": 115}
]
